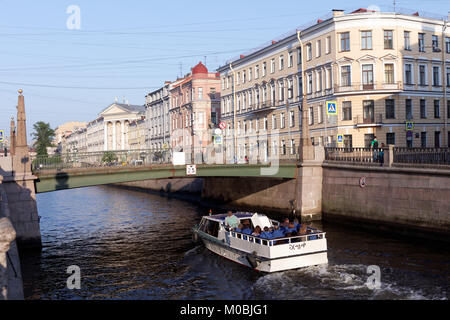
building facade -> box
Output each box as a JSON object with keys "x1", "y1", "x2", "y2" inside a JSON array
[
  {"x1": 169, "y1": 62, "x2": 221, "y2": 157},
  {"x1": 218, "y1": 8, "x2": 450, "y2": 159},
  {"x1": 145, "y1": 82, "x2": 171, "y2": 150}
]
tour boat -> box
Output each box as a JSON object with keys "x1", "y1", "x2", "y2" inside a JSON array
[{"x1": 192, "y1": 212, "x2": 328, "y2": 273}]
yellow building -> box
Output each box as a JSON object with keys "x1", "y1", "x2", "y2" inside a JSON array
[{"x1": 218, "y1": 8, "x2": 450, "y2": 158}]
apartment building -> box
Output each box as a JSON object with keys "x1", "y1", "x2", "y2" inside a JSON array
[
  {"x1": 169, "y1": 62, "x2": 221, "y2": 157},
  {"x1": 145, "y1": 82, "x2": 171, "y2": 150},
  {"x1": 218, "y1": 8, "x2": 450, "y2": 156}
]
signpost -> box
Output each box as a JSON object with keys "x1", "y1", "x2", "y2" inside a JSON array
[
  {"x1": 186, "y1": 164, "x2": 197, "y2": 176},
  {"x1": 214, "y1": 135, "x2": 223, "y2": 145},
  {"x1": 406, "y1": 121, "x2": 414, "y2": 131},
  {"x1": 326, "y1": 101, "x2": 337, "y2": 115}
]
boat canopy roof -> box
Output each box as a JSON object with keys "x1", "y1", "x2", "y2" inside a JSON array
[{"x1": 204, "y1": 212, "x2": 259, "y2": 223}]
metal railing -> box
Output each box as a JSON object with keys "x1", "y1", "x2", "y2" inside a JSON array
[
  {"x1": 325, "y1": 147, "x2": 385, "y2": 164},
  {"x1": 334, "y1": 82, "x2": 402, "y2": 93},
  {"x1": 31, "y1": 146, "x2": 300, "y2": 173},
  {"x1": 354, "y1": 113, "x2": 383, "y2": 126},
  {"x1": 394, "y1": 148, "x2": 450, "y2": 165}
]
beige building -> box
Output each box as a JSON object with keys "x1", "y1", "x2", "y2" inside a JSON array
[
  {"x1": 128, "y1": 117, "x2": 147, "y2": 150},
  {"x1": 218, "y1": 8, "x2": 450, "y2": 158}
]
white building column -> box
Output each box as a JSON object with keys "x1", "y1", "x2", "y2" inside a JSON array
[
  {"x1": 112, "y1": 121, "x2": 117, "y2": 150},
  {"x1": 121, "y1": 120, "x2": 125, "y2": 150},
  {"x1": 104, "y1": 121, "x2": 108, "y2": 151}
]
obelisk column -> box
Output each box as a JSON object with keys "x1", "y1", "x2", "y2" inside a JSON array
[
  {"x1": 9, "y1": 117, "x2": 16, "y2": 156},
  {"x1": 6, "y1": 90, "x2": 42, "y2": 249}
]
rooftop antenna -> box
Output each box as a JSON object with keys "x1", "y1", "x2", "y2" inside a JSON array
[
  {"x1": 393, "y1": 0, "x2": 396, "y2": 13},
  {"x1": 204, "y1": 55, "x2": 207, "y2": 67}
]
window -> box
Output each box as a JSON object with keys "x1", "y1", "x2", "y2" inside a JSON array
[
  {"x1": 448, "y1": 100, "x2": 450, "y2": 119},
  {"x1": 263, "y1": 116, "x2": 268, "y2": 130},
  {"x1": 405, "y1": 64, "x2": 412, "y2": 85},
  {"x1": 432, "y1": 35, "x2": 439, "y2": 51},
  {"x1": 297, "y1": 48, "x2": 302, "y2": 64},
  {"x1": 404, "y1": 31, "x2": 411, "y2": 50},
  {"x1": 362, "y1": 64, "x2": 374, "y2": 88},
  {"x1": 198, "y1": 87, "x2": 203, "y2": 100},
  {"x1": 340, "y1": 32, "x2": 350, "y2": 51},
  {"x1": 309, "y1": 107, "x2": 314, "y2": 125},
  {"x1": 279, "y1": 55, "x2": 284, "y2": 70},
  {"x1": 237, "y1": 72, "x2": 240, "y2": 85},
  {"x1": 280, "y1": 112, "x2": 285, "y2": 128},
  {"x1": 278, "y1": 82, "x2": 284, "y2": 101},
  {"x1": 342, "y1": 101, "x2": 352, "y2": 121},
  {"x1": 434, "y1": 100, "x2": 440, "y2": 118},
  {"x1": 326, "y1": 68, "x2": 332, "y2": 89},
  {"x1": 248, "y1": 68, "x2": 252, "y2": 81},
  {"x1": 318, "y1": 105, "x2": 323, "y2": 124},
  {"x1": 290, "y1": 110, "x2": 295, "y2": 127},
  {"x1": 306, "y1": 44, "x2": 312, "y2": 60},
  {"x1": 281, "y1": 140, "x2": 286, "y2": 155},
  {"x1": 271, "y1": 59, "x2": 275, "y2": 73},
  {"x1": 211, "y1": 112, "x2": 217, "y2": 124},
  {"x1": 363, "y1": 100, "x2": 375, "y2": 123},
  {"x1": 290, "y1": 139, "x2": 296, "y2": 154},
  {"x1": 421, "y1": 132, "x2": 427, "y2": 148},
  {"x1": 419, "y1": 65, "x2": 427, "y2": 86},
  {"x1": 361, "y1": 31, "x2": 372, "y2": 49},
  {"x1": 433, "y1": 66, "x2": 440, "y2": 86},
  {"x1": 287, "y1": 79, "x2": 293, "y2": 99},
  {"x1": 255, "y1": 65, "x2": 259, "y2": 79},
  {"x1": 316, "y1": 40, "x2": 321, "y2": 57},
  {"x1": 420, "y1": 99, "x2": 427, "y2": 119},
  {"x1": 272, "y1": 114, "x2": 277, "y2": 129},
  {"x1": 316, "y1": 70, "x2": 322, "y2": 92},
  {"x1": 385, "y1": 64, "x2": 394, "y2": 84},
  {"x1": 447, "y1": 67, "x2": 450, "y2": 87},
  {"x1": 384, "y1": 30, "x2": 393, "y2": 49},
  {"x1": 419, "y1": 33, "x2": 425, "y2": 52},
  {"x1": 386, "y1": 133, "x2": 395, "y2": 145},
  {"x1": 435, "y1": 131, "x2": 441, "y2": 148},
  {"x1": 307, "y1": 74, "x2": 313, "y2": 93},
  {"x1": 288, "y1": 52, "x2": 293, "y2": 67},
  {"x1": 385, "y1": 99, "x2": 395, "y2": 119},
  {"x1": 344, "y1": 135, "x2": 353, "y2": 148},
  {"x1": 243, "y1": 70, "x2": 246, "y2": 83},
  {"x1": 406, "y1": 99, "x2": 413, "y2": 120},
  {"x1": 341, "y1": 66, "x2": 351, "y2": 86},
  {"x1": 262, "y1": 62, "x2": 267, "y2": 77},
  {"x1": 446, "y1": 37, "x2": 450, "y2": 54},
  {"x1": 326, "y1": 36, "x2": 331, "y2": 54}
]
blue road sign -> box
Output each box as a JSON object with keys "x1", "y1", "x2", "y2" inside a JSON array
[
  {"x1": 214, "y1": 135, "x2": 223, "y2": 145},
  {"x1": 326, "y1": 101, "x2": 337, "y2": 115},
  {"x1": 337, "y1": 134, "x2": 344, "y2": 143},
  {"x1": 406, "y1": 122, "x2": 414, "y2": 131},
  {"x1": 0, "y1": 130, "x2": 4, "y2": 142}
]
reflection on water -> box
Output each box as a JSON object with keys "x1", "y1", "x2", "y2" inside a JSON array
[{"x1": 20, "y1": 186, "x2": 449, "y2": 300}]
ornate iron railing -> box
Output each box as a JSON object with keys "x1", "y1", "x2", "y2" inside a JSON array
[{"x1": 393, "y1": 148, "x2": 450, "y2": 165}]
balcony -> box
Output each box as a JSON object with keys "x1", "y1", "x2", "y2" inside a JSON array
[
  {"x1": 246, "y1": 101, "x2": 277, "y2": 114},
  {"x1": 354, "y1": 113, "x2": 383, "y2": 127},
  {"x1": 334, "y1": 82, "x2": 403, "y2": 94}
]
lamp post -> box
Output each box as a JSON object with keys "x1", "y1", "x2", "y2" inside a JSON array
[{"x1": 230, "y1": 63, "x2": 237, "y2": 163}]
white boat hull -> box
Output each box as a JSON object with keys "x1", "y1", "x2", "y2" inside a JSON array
[{"x1": 201, "y1": 237, "x2": 328, "y2": 273}]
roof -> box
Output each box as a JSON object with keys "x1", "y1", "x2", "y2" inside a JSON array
[
  {"x1": 100, "y1": 102, "x2": 145, "y2": 115},
  {"x1": 192, "y1": 61, "x2": 208, "y2": 74}
]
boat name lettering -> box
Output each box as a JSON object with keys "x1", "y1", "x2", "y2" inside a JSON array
[{"x1": 289, "y1": 243, "x2": 306, "y2": 250}]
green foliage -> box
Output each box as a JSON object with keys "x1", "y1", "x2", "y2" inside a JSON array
[
  {"x1": 32, "y1": 121, "x2": 55, "y2": 156},
  {"x1": 102, "y1": 151, "x2": 118, "y2": 163}
]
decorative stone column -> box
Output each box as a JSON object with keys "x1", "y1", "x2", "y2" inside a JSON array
[
  {"x1": 112, "y1": 122, "x2": 117, "y2": 150},
  {"x1": 104, "y1": 121, "x2": 108, "y2": 151},
  {"x1": 121, "y1": 121, "x2": 125, "y2": 150}
]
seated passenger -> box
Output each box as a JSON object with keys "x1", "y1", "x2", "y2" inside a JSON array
[
  {"x1": 241, "y1": 225, "x2": 253, "y2": 235},
  {"x1": 298, "y1": 224, "x2": 307, "y2": 235},
  {"x1": 225, "y1": 210, "x2": 240, "y2": 229},
  {"x1": 260, "y1": 227, "x2": 274, "y2": 239},
  {"x1": 271, "y1": 225, "x2": 285, "y2": 238},
  {"x1": 252, "y1": 226, "x2": 262, "y2": 236},
  {"x1": 280, "y1": 218, "x2": 290, "y2": 231},
  {"x1": 235, "y1": 223, "x2": 244, "y2": 233},
  {"x1": 293, "y1": 218, "x2": 300, "y2": 231},
  {"x1": 283, "y1": 222, "x2": 297, "y2": 235}
]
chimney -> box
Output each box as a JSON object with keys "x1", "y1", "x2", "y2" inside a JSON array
[{"x1": 332, "y1": 9, "x2": 345, "y2": 17}]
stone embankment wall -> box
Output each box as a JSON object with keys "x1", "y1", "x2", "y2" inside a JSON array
[
  {"x1": 322, "y1": 163, "x2": 450, "y2": 240},
  {"x1": 0, "y1": 182, "x2": 24, "y2": 300}
]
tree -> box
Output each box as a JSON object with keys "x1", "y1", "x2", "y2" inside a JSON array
[
  {"x1": 101, "y1": 151, "x2": 118, "y2": 164},
  {"x1": 32, "y1": 121, "x2": 55, "y2": 156}
]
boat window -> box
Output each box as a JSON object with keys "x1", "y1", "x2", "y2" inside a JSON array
[{"x1": 204, "y1": 220, "x2": 219, "y2": 238}]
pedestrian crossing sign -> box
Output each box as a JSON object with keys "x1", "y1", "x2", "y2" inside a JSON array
[
  {"x1": 337, "y1": 134, "x2": 344, "y2": 143},
  {"x1": 406, "y1": 122, "x2": 414, "y2": 131},
  {"x1": 326, "y1": 101, "x2": 338, "y2": 115},
  {"x1": 0, "y1": 130, "x2": 4, "y2": 142}
]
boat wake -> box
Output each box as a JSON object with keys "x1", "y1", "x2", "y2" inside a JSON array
[{"x1": 252, "y1": 264, "x2": 448, "y2": 300}]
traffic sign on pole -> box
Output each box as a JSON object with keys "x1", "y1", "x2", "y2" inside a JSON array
[
  {"x1": 219, "y1": 121, "x2": 226, "y2": 130},
  {"x1": 326, "y1": 101, "x2": 338, "y2": 115},
  {"x1": 337, "y1": 134, "x2": 344, "y2": 144},
  {"x1": 0, "y1": 130, "x2": 4, "y2": 142},
  {"x1": 406, "y1": 122, "x2": 414, "y2": 131}
]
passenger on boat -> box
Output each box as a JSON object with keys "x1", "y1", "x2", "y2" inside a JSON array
[
  {"x1": 283, "y1": 222, "x2": 297, "y2": 235},
  {"x1": 280, "y1": 218, "x2": 290, "y2": 230},
  {"x1": 235, "y1": 224, "x2": 244, "y2": 233},
  {"x1": 293, "y1": 218, "x2": 300, "y2": 231},
  {"x1": 271, "y1": 225, "x2": 285, "y2": 238},
  {"x1": 298, "y1": 224, "x2": 307, "y2": 235},
  {"x1": 260, "y1": 227, "x2": 274, "y2": 239},
  {"x1": 252, "y1": 226, "x2": 262, "y2": 236},
  {"x1": 241, "y1": 224, "x2": 252, "y2": 235},
  {"x1": 225, "y1": 210, "x2": 240, "y2": 229}
]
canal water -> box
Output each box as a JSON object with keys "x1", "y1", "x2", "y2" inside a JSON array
[{"x1": 20, "y1": 186, "x2": 449, "y2": 300}]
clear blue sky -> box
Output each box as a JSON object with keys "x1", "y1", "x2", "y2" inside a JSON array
[{"x1": 0, "y1": 0, "x2": 448, "y2": 141}]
